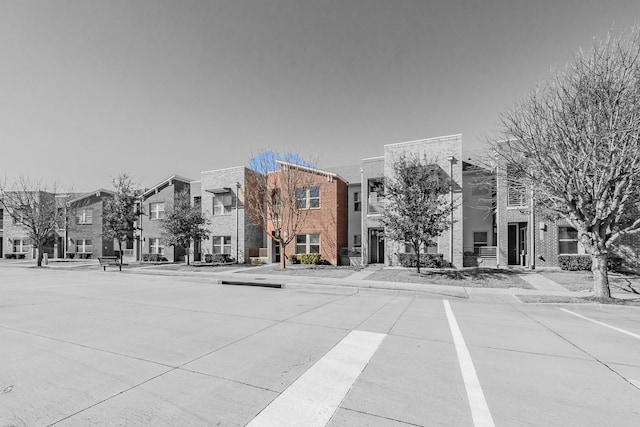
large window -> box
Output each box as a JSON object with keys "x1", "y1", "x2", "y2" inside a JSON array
[
  {"x1": 296, "y1": 187, "x2": 320, "y2": 209},
  {"x1": 296, "y1": 234, "x2": 320, "y2": 254},
  {"x1": 149, "y1": 202, "x2": 165, "y2": 220},
  {"x1": 76, "y1": 208, "x2": 93, "y2": 225},
  {"x1": 149, "y1": 238, "x2": 164, "y2": 255},
  {"x1": 13, "y1": 239, "x2": 27, "y2": 253},
  {"x1": 353, "y1": 192, "x2": 361, "y2": 212},
  {"x1": 506, "y1": 167, "x2": 527, "y2": 207},
  {"x1": 213, "y1": 194, "x2": 233, "y2": 215},
  {"x1": 558, "y1": 227, "x2": 579, "y2": 254},
  {"x1": 75, "y1": 239, "x2": 93, "y2": 253},
  {"x1": 0, "y1": 209, "x2": 3, "y2": 230},
  {"x1": 368, "y1": 178, "x2": 385, "y2": 214},
  {"x1": 213, "y1": 236, "x2": 232, "y2": 254},
  {"x1": 473, "y1": 231, "x2": 489, "y2": 253}
]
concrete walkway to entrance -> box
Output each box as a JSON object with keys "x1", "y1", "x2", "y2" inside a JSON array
[
  {"x1": 344, "y1": 265, "x2": 383, "y2": 281},
  {"x1": 519, "y1": 273, "x2": 569, "y2": 292}
]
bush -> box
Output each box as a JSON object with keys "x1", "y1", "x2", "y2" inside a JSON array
[
  {"x1": 397, "y1": 253, "x2": 445, "y2": 268},
  {"x1": 142, "y1": 253, "x2": 168, "y2": 262},
  {"x1": 204, "y1": 253, "x2": 234, "y2": 264},
  {"x1": 250, "y1": 258, "x2": 265, "y2": 265},
  {"x1": 558, "y1": 255, "x2": 623, "y2": 272},
  {"x1": 287, "y1": 254, "x2": 300, "y2": 264},
  {"x1": 66, "y1": 253, "x2": 76, "y2": 259},
  {"x1": 300, "y1": 253, "x2": 321, "y2": 265},
  {"x1": 4, "y1": 254, "x2": 15, "y2": 259}
]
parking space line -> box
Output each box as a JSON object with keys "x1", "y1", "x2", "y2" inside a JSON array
[
  {"x1": 443, "y1": 300, "x2": 495, "y2": 427},
  {"x1": 560, "y1": 309, "x2": 640, "y2": 340},
  {"x1": 246, "y1": 330, "x2": 386, "y2": 427}
]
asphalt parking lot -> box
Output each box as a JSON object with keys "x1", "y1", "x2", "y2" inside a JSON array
[{"x1": 1, "y1": 267, "x2": 639, "y2": 426}]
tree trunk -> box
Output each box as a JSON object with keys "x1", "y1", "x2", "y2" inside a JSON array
[
  {"x1": 591, "y1": 253, "x2": 611, "y2": 299},
  {"x1": 415, "y1": 243, "x2": 421, "y2": 274},
  {"x1": 186, "y1": 243, "x2": 190, "y2": 266},
  {"x1": 36, "y1": 242, "x2": 43, "y2": 267},
  {"x1": 118, "y1": 240, "x2": 123, "y2": 267},
  {"x1": 280, "y1": 241, "x2": 287, "y2": 270}
]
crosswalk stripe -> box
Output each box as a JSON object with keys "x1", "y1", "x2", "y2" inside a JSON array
[
  {"x1": 560, "y1": 308, "x2": 640, "y2": 340},
  {"x1": 444, "y1": 300, "x2": 495, "y2": 427},
  {"x1": 246, "y1": 330, "x2": 386, "y2": 427}
]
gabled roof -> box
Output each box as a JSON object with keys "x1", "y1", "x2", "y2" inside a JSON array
[
  {"x1": 139, "y1": 174, "x2": 193, "y2": 198},
  {"x1": 275, "y1": 161, "x2": 347, "y2": 183},
  {"x1": 67, "y1": 189, "x2": 115, "y2": 205}
]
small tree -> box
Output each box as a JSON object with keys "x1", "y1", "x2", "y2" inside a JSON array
[
  {"x1": 0, "y1": 177, "x2": 68, "y2": 267},
  {"x1": 102, "y1": 174, "x2": 139, "y2": 266},
  {"x1": 380, "y1": 155, "x2": 454, "y2": 273},
  {"x1": 245, "y1": 151, "x2": 317, "y2": 269},
  {"x1": 490, "y1": 28, "x2": 640, "y2": 299},
  {"x1": 160, "y1": 189, "x2": 210, "y2": 265}
]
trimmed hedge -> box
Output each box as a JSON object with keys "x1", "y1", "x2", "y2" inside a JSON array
[
  {"x1": 558, "y1": 255, "x2": 623, "y2": 272},
  {"x1": 398, "y1": 253, "x2": 445, "y2": 268},
  {"x1": 204, "y1": 253, "x2": 234, "y2": 264},
  {"x1": 142, "y1": 253, "x2": 168, "y2": 262},
  {"x1": 4, "y1": 254, "x2": 26, "y2": 259},
  {"x1": 300, "y1": 253, "x2": 321, "y2": 265}
]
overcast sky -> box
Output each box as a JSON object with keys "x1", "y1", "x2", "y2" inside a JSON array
[{"x1": 2, "y1": 0, "x2": 639, "y2": 191}]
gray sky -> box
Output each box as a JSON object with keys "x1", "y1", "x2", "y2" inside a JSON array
[{"x1": 2, "y1": 0, "x2": 639, "y2": 191}]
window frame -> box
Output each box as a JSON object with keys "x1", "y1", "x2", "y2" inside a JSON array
[
  {"x1": 213, "y1": 194, "x2": 233, "y2": 216},
  {"x1": 295, "y1": 233, "x2": 320, "y2": 254},
  {"x1": 558, "y1": 226, "x2": 579, "y2": 255},
  {"x1": 354, "y1": 192, "x2": 361, "y2": 212},
  {"x1": 473, "y1": 231, "x2": 489, "y2": 254},
  {"x1": 296, "y1": 187, "x2": 321, "y2": 210},
  {"x1": 149, "y1": 202, "x2": 166, "y2": 220},
  {"x1": 149, "y1": 238, "x2": 164, "y2": 255},
  {"x1": 13, "y1": 239, "x2": 27, "y2": 253},
  {"x1": 76, "y1": 208, "x2": 93, "y2": 225},
  {"x1": 75, "y1": 239, "x2": 93, "y2": 254},
  {"x1": 212, "y1": 235, "x2": 232, "y2": 254}
]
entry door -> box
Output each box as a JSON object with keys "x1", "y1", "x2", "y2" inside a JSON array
[
  {"x1": 194, "y1": 239, "x2": 201, "y2": 262},
  {"x1": 508, "y1": 223, "x2": 528, "y2": 266},
  {"x1": 369, "y1": 229, "x2": 385, "y2": 264},
  {"x1": 519, "y1": 225, "x2": 528, "y2": 266}
]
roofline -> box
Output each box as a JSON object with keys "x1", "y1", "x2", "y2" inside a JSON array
[
  {"x1": 68, "y1": 189, "x2": 115, "y2": 204},
  {"x1": 276, "y1": 160, "x2": 347, "y2": 183},
  {"x1": 140, "y1": 174, "x2": 193, "y2": 198},
  {"x1": 384, "y1": 134, "x2": 462, "y2": 148},
  {"x1": 362, "y1": 156, "x2": 384, "y2": 162},
  {"x1": 200, "y1": 165, "x2": 247, "y2": 174}
]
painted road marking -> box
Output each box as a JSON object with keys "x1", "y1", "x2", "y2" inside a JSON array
[
  {"x1": 560, "y1": 309, "x2": 640, "y2": 340},
  {"x1": 246, "y1": 330, "x2": 386, "y2": 427},
  {"x1": 444, "y1": 300, "x2": 495, "y2": 427}
]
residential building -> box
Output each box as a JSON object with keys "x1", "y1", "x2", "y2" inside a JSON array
[
  {"x1": 266, "y1": 162, "x2": 348, "y2": 266},
  {"x1": 135, "y1": 175, "x2": 192, "y2": 262},
  {"x1": 194, "y1": 166, "x2": 264, "y2": 263},
  {"x1": 64, "y1": 189, "x2": 116, "y2": 259}
]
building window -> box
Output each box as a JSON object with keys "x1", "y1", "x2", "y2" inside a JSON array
[
  {"x1": 296, "y1": 234, "x2": 320, "y2": 254},
  {"x1": 558, "y1": 227, "x2": 579, "y2": 254},
  {"x1": 506, "y1": 166, "x2": 527, "y2": 207},
  {"x1": 149, "y1": 202, "x2": 165, "y2": 220},
  {"x1": 149, "y1": 238, "x2": 164, "y2": 255},
  {"x1": 213, "y1": 236, "x2": 232, "y2": 254},
  {"x1": 354, "y1": 192, "x2": 361, "y2": 212},
  {"x1": 368, "y1": 178, "x2": 385, "y2": 214},
  {"x1": 213, "y1": 194, "x2": 233, "y2": 215},
  {"x1": 296, "y1": 187, "x2": 320, "y2": 209},
  {"x1": 404, "y1": 241, "x2": 438, "y2": 255},
  {"x1": 354, "y1": 234, "x2": 362, "y2": 247},
  {"x1": 473, "y1": 232, "x2": 488, "y2": 253},
  {"x1": 13, "y1": 239, "x2": 27, "y2": 253},
  {"x1": 76, "y1": 208, "x2": 93, "y2": 225},
  {"x1": 0, "y1": 209, "x2": 3, "y2": 230},
  {"x1": 193, "y1": 196, "x2": 201, "y2": 208},
  {"x1": 75, "y1": 239, "x2": 93, "y2": 253}
]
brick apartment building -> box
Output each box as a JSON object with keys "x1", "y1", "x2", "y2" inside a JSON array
[
  {"x1": 266, "y1": 161, "x2": 348, "y2": 266},
  {"x1": 64, "y1": 189, "x2": 116, "y2": 259}
]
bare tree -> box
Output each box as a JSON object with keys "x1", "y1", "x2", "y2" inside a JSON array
[
  {"x1": 102, "y1": 174, "x2": 139, "y2": 266},
  {"x1": 245, "y1": 152, "x2": 317, "y2": 269},
  {"x1": 489, "y1": 28, "x2": 640, "y2": 299},
  {"x1": 380, "y1": 154, "x2": 454, "y2": 273},
  {"x1": 0, "y1": 177, "x2": 68, "y2": 267},
  {"x1": 160, "y1": 189, "x2": 210, "y2": 266}
]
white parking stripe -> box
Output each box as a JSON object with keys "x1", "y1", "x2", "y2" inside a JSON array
[
  {"x1": 444, "y1": 300, "x2": 495, "y2": 427},
  {"x1": 246, "y1": 330, "x2": 386, "y2": 427},
  {"x1": 560, "y1": 309, "x2": 640, "y2": 340}
]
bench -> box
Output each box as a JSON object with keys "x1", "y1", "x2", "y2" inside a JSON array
[{"x1": 98, "y1": 256, "x2": 124, "y2": 271}]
